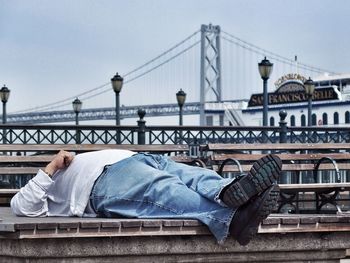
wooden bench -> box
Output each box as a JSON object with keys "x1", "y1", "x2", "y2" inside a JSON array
[
  {"x1": 0, "y1": 144, "x2": 204, "y2": 205},
  {"x1": 203, "y1": 143, "x2": 350, "y2": 213}
]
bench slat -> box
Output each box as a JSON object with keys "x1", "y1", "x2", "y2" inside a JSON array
[
  {"x1": 0, "y1": 189, "x2": 19, "y2": 197},
  {"x1": 0, "y1": 167, "x2": 43, "y2": 174},
  {"x1": 0, "y1": 155, "x2": 195, "y2": 164},
  {"x1": 0, "y1": 160, "x2": 199, "y2": 176},
  {"x1": 207, "y1": 143, "x2": 350, "y2": 151},
  {"x1": 211, "y1": 153, "x2": 350, "y2": 162},
  {"x1": 0, "y1": 156, "x2": 53, "y2": 163},
  {"x1": 279, "y1": 183, "x2": 350, "y2": 192},
  {"x1": 0, "y1": 144, "x2": 189, "y2": 153},
  {"x1": 213, "y1": 163, "x2": 350, "y2": 173}
]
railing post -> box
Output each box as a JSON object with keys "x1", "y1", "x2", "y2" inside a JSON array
[
  {"x1": 116, "y1": 125, "x2": 121, "y2": 145},
  {"x1": 0, "y1": 124, "x2": 9, "y2": 188},
  {"x1": 279, "y1": 110, "x2": 288, "y2": 143},
  {"x1": 75, "y1": 127, "x2": 81, "y2": 144},
  {"x1": 137, "y1": 108, "x2": 146, "y2": 145}
]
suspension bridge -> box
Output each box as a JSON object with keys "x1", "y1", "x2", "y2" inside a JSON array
[{"x1": 7, "y1": 24, "x2": 335, "y2": 124}]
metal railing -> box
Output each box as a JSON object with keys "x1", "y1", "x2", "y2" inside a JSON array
[{"x1": 0, "y1": 110, "x2": 349, "y2": 146}]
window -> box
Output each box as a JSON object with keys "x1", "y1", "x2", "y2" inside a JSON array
[
  {"x1": 322, "y1": 113, "x2": 328, "y2": 125},
  {"x1": 219, "y1": 115, "x2": 224, "y2": 126},
  {"x1": 290, "y1": 115, "x2": 295, "y2": 126},
  {"x1": 301, "y1": 114, "x2": 306, "y2": 127},
  {"x1": 312, "y1": 113, "x2": 317, "y2": 126},
  {"x1": 270, "y1": 117, "x2": 275, "y2": 126},
  {"x1": 345, "y1": 111, "x2": 350, "y2": 124},
  {"x1": 206, "y1": 116, "x2": 213, "y2": 126},
  {"x1": 334, "y1": 112, "x2": 339, "y2": 125}
]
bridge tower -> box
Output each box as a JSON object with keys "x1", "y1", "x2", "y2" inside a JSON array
[{"x1": 200, "y1": 24, "x2": 222, "y2": 125}]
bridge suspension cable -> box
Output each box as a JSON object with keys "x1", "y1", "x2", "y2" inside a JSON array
[
  {"x1": 123, "y1": 30, "x2": 200, "y2": 78},
  {"x1": 221, "y1": 30, "x2": 336, "y2": 75},
  {"x1": 14, "y1": 30, "x2": 201, "y2": 114},
  {"x1": 79, "y1": 40, "x2": 201, "y2": 101}
]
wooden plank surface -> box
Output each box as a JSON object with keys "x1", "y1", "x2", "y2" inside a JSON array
[
  {"x1": 211, "y1": 153, "x2": 350, "y2": 162},
  {"x1": 213, "y1": 163, "x2": 350, "y2": 172},
  {"x1": 207, "y1": 143, "x2": 350, "y2": 151},
  {"x1": 0, "y1": 167, "x2": 44, "y2": 174},
  {"x1": 0, "y1": 155, "x2": 53, "y2": 163},
  {"x1": 279, "y1": 183, "x2": 350, "y2": 192},
  {"x1": 0, "y1": 144, "x2": 189, "y2": 153},
  {"x1": 0, "y1": 189, "x2": 19, "y2": 196},
  {"x1": 0, "y1": 155, "x2": 194, "y2": 164}
]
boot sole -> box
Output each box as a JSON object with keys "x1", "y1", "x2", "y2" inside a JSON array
[
  {"x1": 236, "y1": 184, "x2": 280, "y2": 246},
  {"x1": 223, "y1": 154, "x2": 282, "y2": 208}
]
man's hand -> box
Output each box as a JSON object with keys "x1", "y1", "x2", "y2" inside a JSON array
[{"x1": 44, "y1": 150, "x2": 74, "y2": 177}]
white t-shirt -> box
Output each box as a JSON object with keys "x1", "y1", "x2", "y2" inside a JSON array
[{"x1": 11, "y1": 149, "x2": 136, "y2": 217}]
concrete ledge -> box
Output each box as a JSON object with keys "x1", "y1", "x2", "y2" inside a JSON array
[
  {"x1": 2, "y1": 208, "x2": 350, "y2": 262},
  {"x1": 1, "y1": 232, "x2": 350, "y2": 262},
  {"x1": 3, "y1": 207, "x2": 350, "y2": 239}
]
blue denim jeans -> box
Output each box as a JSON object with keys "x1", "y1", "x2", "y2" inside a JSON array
[{"x1": 90, "y1": 153, "x2": 236, "y2": 242}]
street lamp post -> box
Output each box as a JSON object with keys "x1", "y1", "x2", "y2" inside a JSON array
[
  {"x1": 176, "y1": 89, "x2": 186, "y2": 144},
  {"x1": 111, "y1": 73, "x2": 124, "y2": 126},
  {"x1": 72, "y1": 98, "x2": 82, "y2": 144},
  {"x1": 304, "y1": 77, "x2": 315, "y2": 127},
  {"x1": 304, "y1": 77, "x2": 315, "y2": 172},
  {"x1": 176, "y1": 89, "x2": 186, "y2": 126},
  {"x1": 111, "y1": 73, "x2": 124, "y2": 144},
  {"x1": 72, "y1": 98, "x2": 82, "y2": 125},
  {"x1": 258, "y1": 57, "x2": 273, "y2": 127},
  {"x1": 0, "y1": 85, "x2": 10, "y2": 186}
]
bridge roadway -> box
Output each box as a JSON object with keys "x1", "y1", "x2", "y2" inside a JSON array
[
  {"x1": 7, "y1": 102, "x2": 203, "y2": 124},
  {"x1": 7, "y1": 100, "x2": 243, "y2": 124}
]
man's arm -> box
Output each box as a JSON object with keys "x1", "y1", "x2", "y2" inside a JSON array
[{"x1": 10, "y1": 150, "x2": 74, "y2": 217}]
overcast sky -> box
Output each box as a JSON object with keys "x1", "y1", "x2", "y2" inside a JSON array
[{"x1": 1, "y1": 0, "x2": 349, "y2": 115}]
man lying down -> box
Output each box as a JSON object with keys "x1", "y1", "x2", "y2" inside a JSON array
[{"x1": 11, "y1": 149, "x2": 281, "y2": 245}]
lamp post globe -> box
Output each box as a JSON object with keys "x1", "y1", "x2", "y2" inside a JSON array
[
  {"x1": 111, "y1": 72, "x2": 124, "y2": 94},
  {"x1": 258, "y1": 57, "x2": 273, "y2": 80},
  {"x1": 72, "y1": 98, "x2": 82, "y2": 125},
  {"x1": 111, "y1": 73, "x2": 124, "y2": 126},
  {"x1": 304, "y1": 77, "x2": 315, "y2": 97},
  {"x1": 176, "y1": 89, "x2": 187, "y2": 107},
  {"x1": 258, "y1": 57, "x2": 273, "y2": 127},
  {"x1": 176, "y1": 89, "x2": 186, "y2": 126},
  {"x1": 0, "y1": 85, "x2": 10, "y2": 124},
  {"x1": 0, "y1": 85, "x2": 10, "y2": 104}
]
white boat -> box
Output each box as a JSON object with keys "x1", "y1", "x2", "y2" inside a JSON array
[{"x1": 204, "y1": 73, "x2": 350, "y2": 127}]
